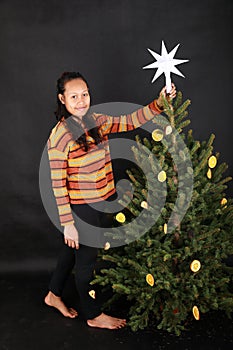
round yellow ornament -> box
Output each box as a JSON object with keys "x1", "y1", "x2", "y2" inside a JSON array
[
  {"x1": 146, "y1": 273, "x2": 154, "y2": 287},
  {"x1": 152, "y1": 129, "x2": 163, "y2": 142},
  {"x1": 192, "y1": 305, "x2": 200, "y2": 320},
  {"x1": 190, "y1": 260, "x2": 201, "y2": 272},
  {"x1": 158, "y1": 170, "x2": 167, "y2": 182},
  {"x1": 165, "y1": 125, "x2": 172, "y2": 135},
  {"x1": 89, "y1": 290, "x2": 96, "y2": 299},
  {"x1": 208, "y1": 155, "x2": 217, "y2": 168},
  {"x1": 141, "y1": 201, "x2": 149, "y2": 209},
  {"x1": 115, "y1": 212, "x2": 126, "y2": 223},
  {"x1": 221, "y1": 198, "x2": 227, "y2": 206},
  {"x1": 104, "y1": 242, "x2": 111, "y2": 250},
  {"x1": 207, "y1": 168, "x2": 212, "y2": 179}
]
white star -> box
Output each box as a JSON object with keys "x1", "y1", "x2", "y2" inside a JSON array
[{"x1": 143, "y1": 41, "x2": 189, "y2": 93}]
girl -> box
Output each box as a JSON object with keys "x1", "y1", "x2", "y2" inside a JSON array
[{"x1": 44, "y1": 71, "x2": 176, "y2": 329}]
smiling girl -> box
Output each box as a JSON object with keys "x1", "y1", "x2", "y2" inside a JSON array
[{"x1": 44, "y1": 71, "x2": 176, "y2": 329}]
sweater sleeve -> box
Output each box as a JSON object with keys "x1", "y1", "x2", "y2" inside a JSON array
[
  {"x1": 98, "y1": 99, "x2": 162, "y2": 135},
  {"x1": 47, "y1": 124, "x2": 75, "y2": 226}
]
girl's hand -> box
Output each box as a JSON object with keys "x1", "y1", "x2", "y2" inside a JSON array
[
  {"x1": 64, "y1": 224, "x2": 79, "y2": 250},
  {"x1": 157, "y1": 83, "x2": 176, "y2": 109}
]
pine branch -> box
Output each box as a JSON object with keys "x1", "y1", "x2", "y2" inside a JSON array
[
  {"x1": 175, "y1": 110, "x2": 188, "y2": 125},
  {"x1": 174, "y1": 100, "x2": 191, "y2": 117},
  {"x1": 173, "y1": 91, "x2": 183, "y2": 110}
]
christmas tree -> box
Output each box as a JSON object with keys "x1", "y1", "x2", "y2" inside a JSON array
[{"x1": 91, "y1": 91, "x2": 233, "y2": 335}]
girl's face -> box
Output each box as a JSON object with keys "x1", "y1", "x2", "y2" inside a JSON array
[{"x1": 58, "y1": 78, "x2": 90, "y2": 119}]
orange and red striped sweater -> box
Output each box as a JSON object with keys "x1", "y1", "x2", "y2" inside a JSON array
[{"x1": 47, "y1": 100, "x2": 162, "y2": 226}]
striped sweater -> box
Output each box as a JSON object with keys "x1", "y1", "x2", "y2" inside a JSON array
[{"x1": 47, "y1": 99, "x2": 162, "y2": 226}]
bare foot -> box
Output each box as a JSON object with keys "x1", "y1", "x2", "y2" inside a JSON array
[
  {"x1": 44, "y1": 291, "x2": 78, "y2": 318},
  {"x1": 87, "y1": 312, "x2": 126, "y2": 329}
]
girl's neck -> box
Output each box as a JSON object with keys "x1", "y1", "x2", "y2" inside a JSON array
[{"x1": 72, "y1": 116, "x2": 85, "y2": 129}]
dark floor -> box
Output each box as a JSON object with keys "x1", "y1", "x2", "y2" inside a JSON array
[{"x1": 0, "y1": 272, "x2": 232, "y2": 350}]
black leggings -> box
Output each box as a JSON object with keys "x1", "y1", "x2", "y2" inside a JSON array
[{"x1": 48, "y1": 196, "x2": 115, "y2": 320}]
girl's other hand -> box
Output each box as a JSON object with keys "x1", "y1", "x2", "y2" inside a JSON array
[{"x1": 64, "y1": 224, "x2": 79, "y2": 250}]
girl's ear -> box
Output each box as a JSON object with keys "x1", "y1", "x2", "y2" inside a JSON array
[{"x1": 58, "y1": 94, "x2": 65, "y2": 104}]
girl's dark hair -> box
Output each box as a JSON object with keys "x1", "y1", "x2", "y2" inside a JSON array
[{"x1": 55, "y1": 71, "x2": 103, "y2": 151}]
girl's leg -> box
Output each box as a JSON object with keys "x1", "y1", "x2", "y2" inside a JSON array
[
  {"x1": 44, "y1": 239, "x2": 78, "y2": 318},
  {"x1": 48, "y1": 243, "x2": 75, "y2": 296},
  {"x1": 71, "y1": 203, "x2": 103, "y2": 319},
  {"x1": 74, "y1": 244, "x2": 101, "y2": 319}
]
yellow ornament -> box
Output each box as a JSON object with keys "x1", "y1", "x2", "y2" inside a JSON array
[
  {"x1": 207, "y1": 168, "x2": 212, "y2": 179},
  {"x1": 141, "y1": 201, "x2": 149, "y2": 209},
  {"x1": 146, "y1": 274, "x2": 154, "y2": 287},
  {"x1": 89, "y1": 290, "x2": 96, "y2": 299},
  {"x1": 165, "y1": 125, "x2": 172, "y2": 135},
  {"x1": 221, "y1": 198, "x2": 227, "y2": 206},
  {"x1": 158, "y1": 170, "x2": 167, "y2": 182},
  {"x1": 208, "y1": 155, "x2": 217, "y2": 169},
  {"x1": 164, "y1": 223, "x2": 167, "y2": 234},
  {"x1": 192, "y1": 305, "x2": 200, "y2": 320},
  {"x1": 190, "y1": 260, "x2": 201, "y2": 272},
  {"x1": 104, "y1": 242, "x2": 111, "y2": 250},
  {"x1": 152, "y1": 129, "x2": 163, "y2": 141},
  {"x1": 115, "y1": 212, "x2": 126, "y2": 223}
]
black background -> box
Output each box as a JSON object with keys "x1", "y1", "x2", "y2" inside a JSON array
[{"x1": 0, "y1": 0, "x2": 233, "y2": 270}]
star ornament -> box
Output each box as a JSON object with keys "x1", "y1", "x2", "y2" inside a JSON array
[{"x1": 143, "y1": 41, "x2": 189, "y2": 93}]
